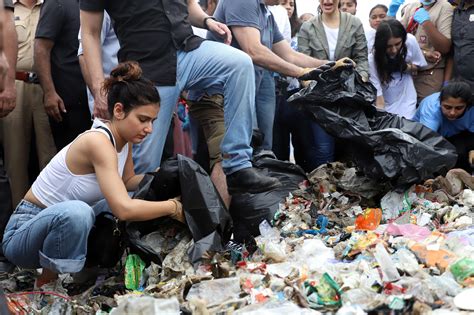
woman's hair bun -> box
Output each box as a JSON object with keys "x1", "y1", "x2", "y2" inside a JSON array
[{"x1": 103, "y1": 61, "x2": 142, "y2": 93}]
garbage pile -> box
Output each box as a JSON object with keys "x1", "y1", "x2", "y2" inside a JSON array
[{"x1": 1, "y1": 162, "x2": 474, "y2": 314}]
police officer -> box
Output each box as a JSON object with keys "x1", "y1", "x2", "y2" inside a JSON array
[
  {"x1": 452, "y1": 0, "x2": 474, "y2": 95},
  {"x1": 2, "y1": 0, "x2": 56, "y2": 207}
]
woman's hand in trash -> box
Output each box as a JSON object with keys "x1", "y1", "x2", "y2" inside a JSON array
[{"x1": 169, "y1": 197, "x2": 185, "y2": 223}]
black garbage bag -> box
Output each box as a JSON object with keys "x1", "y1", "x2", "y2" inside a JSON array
[
  {"x1": 229, "y1": 152, "x2": 307, "y2": 243},
  {"x1": 288, "y1": 67, "x2": 457, "y2": 186},
  {"x1": 128, "y1": 155, "x2": 232, "y2": 265}
]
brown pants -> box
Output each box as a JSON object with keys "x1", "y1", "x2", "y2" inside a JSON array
[
  {"x1": 1, "y1": 80, "x2": 56, "y2": 206},
  {"x1": 187, "y1": 94, "x2": 225, "y2": 171},
  {"x1": 414, "y1": 68, "x2": 444, "y2": 103}
]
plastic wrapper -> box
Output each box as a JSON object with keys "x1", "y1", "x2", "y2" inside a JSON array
[
  {"x1": 185, "y1": 277, "x2": 241, "y2": 307},
  {"x1": 288, "y1": 67, "x2": 457, "y2": 186},
  {"x1": 125, "y1": 254, "x2": 146, "y2": 291},
  {"x1": 450, "y1": 257, "x2": 474, "y2": 285},
  {"x1": 110, "y1": 296, "x2": 180, "y2": 315},
  {"x1": 354, "y1": 208, "x2": 381, "y2": 231},
  {"x1": 304, "y1": 273, "x2": 342, "y2": 308},
  {"x1": 392, "y1": 247, "x2": 421, "y2": 275},
  {"x1": 373, "y1": 243, "x2": 400, "y2": 282},
  {"x1": 341, "y1": 288, "x2": 383, "y2": 311},
  {"x1": 385, "y1": 223, "x2": 431, "y2": 242}
]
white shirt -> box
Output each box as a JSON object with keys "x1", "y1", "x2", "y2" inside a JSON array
[
  {"x1": 268, "y1": 5, "x2": 291, "y2": 43},
  {"x1": 323, "y1": 24, "x2": 339, "y2": 61},
  {"x1": 368, "y1": 34, "x2": 427, "y2": 119},
  {"x1": 365, "y1": 27, "x2": 376, "y2": 53}
]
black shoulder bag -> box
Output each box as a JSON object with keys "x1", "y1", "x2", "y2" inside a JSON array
[{"x1": 86, "y1": 126, "x2": 126, "y2": 268}]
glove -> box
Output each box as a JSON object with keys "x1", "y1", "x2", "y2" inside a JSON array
[
  {"x1": 169, "y1": 197, "x2": 185, "y2": 223},
  {"x1": 388, "y1": 0, "x2": 405, "y2": 16},
  {"x1": 332, "y1": 57, "x2": 356, "y2": 70},
  {"x1": 413, "y1": 8, "x2": 431, "y2": 24},
  {"x1": 298, "y1": 67, "x2": 322, "y2": 81}
]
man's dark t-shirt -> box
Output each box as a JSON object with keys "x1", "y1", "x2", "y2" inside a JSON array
[
  {"x1": 452, "y1": 5, "x2": 474, "y2": 91},
  {"x1": 35, "y1": 0, "x2": 87, "y2": 106},
  {"x1": 80, "y1": 0, "x2": 204, "y2": 86}
]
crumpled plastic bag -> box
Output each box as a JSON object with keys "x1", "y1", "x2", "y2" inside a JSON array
[{"x1": 288, "y1": 67, "x2": 457, "y2": 186}]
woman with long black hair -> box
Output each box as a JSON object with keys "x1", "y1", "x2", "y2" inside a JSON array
[{"x1": 369, "y1": 19, "x2": 427, "y2": 119}]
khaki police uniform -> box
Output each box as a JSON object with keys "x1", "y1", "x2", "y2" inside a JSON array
[
  {"x1": 2, "y1": 0, "x2": 56, "y2": 207},
  {"x1": 401, "y1": 0, "x2": 453, "y2": 102}
]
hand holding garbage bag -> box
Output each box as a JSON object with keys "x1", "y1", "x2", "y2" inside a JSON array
[
  {"x1": 298, "y1": 58, "x2": 355, "y2": 82},
  {"x1": 288, "y1": 65, "x2": 457, "y2": 185}
]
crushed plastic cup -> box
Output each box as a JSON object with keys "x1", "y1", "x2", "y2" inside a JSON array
[{"x1": 354, "y1": 208, "x2": 382, "y2": 231}]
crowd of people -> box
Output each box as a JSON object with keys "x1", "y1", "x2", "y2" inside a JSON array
[{"x1": 0, "y1": 0, "x2": 472, "y2": 288}]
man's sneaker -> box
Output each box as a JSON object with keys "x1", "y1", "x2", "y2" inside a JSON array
[{"x1": 226, "y1": 167, "x2": 281, "y2": 194}]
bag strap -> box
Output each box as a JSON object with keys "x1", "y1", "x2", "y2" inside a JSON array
[{"x1": 95, "y1": 126, "x2": 115, "y2": 147}]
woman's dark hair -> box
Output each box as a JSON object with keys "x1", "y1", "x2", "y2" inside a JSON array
[
  {"x1": 373, "y1": 19, "x2": 408, "y2": 85},
  {"x1": 369, "y1": 4, "x2": 388, "y2": 16},
  {"x1": 102, "y1": 61, "x2": 160, "y2": 117},
  {"x1": 440, "y1": 80, "x2": 473, "y2": 107},
  {"x1": 289, "y1": 0, "x2": 302, "y2": 37}
]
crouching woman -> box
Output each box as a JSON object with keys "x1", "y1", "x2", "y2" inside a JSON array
[
  {"x1": 2, "y1": 61, "x2": 184, "y2": 287},
  {"x1": 413, "y1": 80, "x2": 474, "y2": 171}
]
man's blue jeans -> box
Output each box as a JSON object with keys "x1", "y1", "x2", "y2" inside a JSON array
[
  {"x1": 132, "y1": 41, "x2": 255, "y2": 175},
  {"x1": 254, "y1": 70, "x2": 276, "y2": 150},
  {"x1": 2, "y1": 200, "x2": 98, "y2": 274}
]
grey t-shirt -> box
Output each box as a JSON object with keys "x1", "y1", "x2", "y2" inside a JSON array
[{"x1": 209, "y1": 0, "x2": 283, "y2": 52}]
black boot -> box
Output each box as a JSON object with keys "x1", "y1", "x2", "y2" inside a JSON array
[{"x1": 226, "y1": 167, "x2": 281, "y2": 194}]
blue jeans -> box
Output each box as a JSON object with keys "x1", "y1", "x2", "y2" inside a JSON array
[
  {"x1": 1, "y1": 199, "x2": 109, "y2": 274},
  {"x1": 310, "y1": 122, "x2": 335, "y2": 166},
  {"x1": 254, "y1": 70, "x2": 276, "y2": 150},
  {"x1": 132, "y1": 41, "x2": 255, "y2": 175}
]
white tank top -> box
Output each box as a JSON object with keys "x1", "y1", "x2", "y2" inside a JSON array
[{"x1": 32, "y1": 119, "x2": 129, "y2": 207}]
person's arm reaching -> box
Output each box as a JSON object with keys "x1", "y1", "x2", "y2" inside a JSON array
[
  {"x1": 80, "y1": 10, "x2": 109, "y2": 119},
  {"x1": 34, "y1": 38, "x2": 66, "y2": 122},
  {"x1": 0, "y1": 7, "x2": 16, "y2": 118},
  {"x1": 90, "y1": 134, "x2": 183, "y2": 222},
  {"x1": 233, "y1": 26, "x2": 308, "y2": 78},
  {"x1": 272, "y1": 40, "x2": 327, "y2": 69}
]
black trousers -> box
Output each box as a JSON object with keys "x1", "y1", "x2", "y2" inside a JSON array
[{"x1": 447, "y1": 131, "x2": 474, "y2": 172}]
